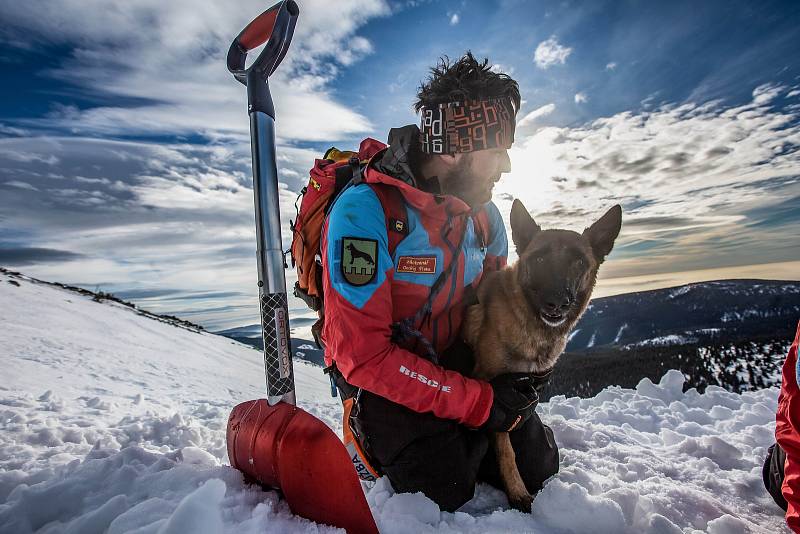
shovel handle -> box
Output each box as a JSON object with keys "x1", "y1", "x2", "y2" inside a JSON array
[
  {"x1": 229, "y1": 2, "x2": 300, "y2": 405},
  {"x1": 251, "y1": 111, "x2": 296, "y2": 405},
  {"x1": 227, "y1": 0, "x2": 299, "y2": 87}
]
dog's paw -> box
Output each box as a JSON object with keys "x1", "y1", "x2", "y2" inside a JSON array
[{"x1": 508, "y1": 491, "x2": 533, "y2": 513}]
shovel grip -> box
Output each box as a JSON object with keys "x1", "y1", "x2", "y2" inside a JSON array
[
  {"x1": 227, "y1": 0, "x2": 299, "y2": 85},
  {"x1": 259, "y1": 291, "x2": 295, "y2": 400},
  {"x1": 238, "y1": 4, "x2": 282, "y2": 51}
]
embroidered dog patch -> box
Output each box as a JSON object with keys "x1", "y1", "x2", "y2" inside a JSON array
[
  {"x1": 341, "y1": 237, "x2": 378, "y2": 286},
  {"x1": 397, "y1": 256, "x2": 437, "y2": 274}
]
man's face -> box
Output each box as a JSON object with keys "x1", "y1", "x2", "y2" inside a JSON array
[{"x1": 443, "y1": 148, "x2": 512, "y2": 207}]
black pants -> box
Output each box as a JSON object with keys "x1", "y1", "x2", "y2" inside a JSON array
[
  {"x1": 764, "y1": 442, "x2": 789, "y2": 511},
  {"x1": 351, "y1": 390, "x2": 560, "y2": 512}
]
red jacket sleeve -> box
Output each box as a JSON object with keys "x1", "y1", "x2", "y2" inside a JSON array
[
  {"x1": 321, "y1": 185, "x2": 493, "y2": 428},
  {"x1": 776, "y1": 320, "x2": 800, "y2": 533}
]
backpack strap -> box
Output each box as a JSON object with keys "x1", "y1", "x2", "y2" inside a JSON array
[
  {"x1": 368, "y1": 183, "x2": 409, "y2": 257},
  {"x1": 322, "y1": 164, "x2": 408, "y2": 256},
  {"x1": 332, "y1": 164, "x2": 354, "y2": 200},
  {"x1": 390, "y1": 211, "x2": 470, "y2": 364}
]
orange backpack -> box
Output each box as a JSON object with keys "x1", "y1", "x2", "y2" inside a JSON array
[{"x1": 289, "y1": 138, "x2": 408, "y2": 346}]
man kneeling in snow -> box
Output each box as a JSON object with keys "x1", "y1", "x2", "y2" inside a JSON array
[
  {"x1": 321, "y1": 52, "x2": 558, "y2": 511},
  {"x1": 765, "y1": 321, "x2": 800, "y2": 533}
]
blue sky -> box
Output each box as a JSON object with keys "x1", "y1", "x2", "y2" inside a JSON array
[{"x1": 1, "y1": 0, "x2": 799, "y2": 333}]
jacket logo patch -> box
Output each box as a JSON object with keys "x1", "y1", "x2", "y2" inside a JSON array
[
  {"x1": 341, "y1": 237, "x2": 378, "y2": 286},
  {"x1": 397, "y1": 256, "x2": 437, "y2": 274}
]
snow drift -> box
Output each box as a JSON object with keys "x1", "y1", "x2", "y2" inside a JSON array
[{"x1": 0, "y1": 270, "x2": 789, "y2": 533}]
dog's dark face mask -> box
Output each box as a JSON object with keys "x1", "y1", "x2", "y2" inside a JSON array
[{"x1": 509, "y1": 199, "x2": 622, "y2": 328}]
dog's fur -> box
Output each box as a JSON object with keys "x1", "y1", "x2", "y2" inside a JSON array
[{"x1": 462, "y1": 199, "x2": 622, "y2": 512}]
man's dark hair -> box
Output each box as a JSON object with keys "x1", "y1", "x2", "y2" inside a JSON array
[
  {"x1": 414, "y1": 51, "x2": 521, "y2": 113},
  {"x1": 407, "y1": 52, "x2": 520, "y2": 184}
]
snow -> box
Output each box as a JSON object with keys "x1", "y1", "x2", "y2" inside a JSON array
[
  {"x1": 633, "y1": 334, "x2": 694, "y2": 347},
  {"x1": 668, "y1": 285, "x2": 694, "y2": 299},
  {"x1": 696, "y1": 343, "x2": 788, "y2": 390},
  {"x1": 587, "y1": 331, "x2": 596, "y2": 348},
  {"x1": 721, "y1": 308, "x2": 795, "y2": 322},
  {"x1": 567, "y1": 329, "x2": 581, "y2": 343},
  {"x1": 0, "y1": 271, "x2": 790, "y2": 533},
  {"x1": 694, "y1": 328, "x2": 721, "y2": 335},
  {"x1": 613, "y1": 323, "x2": 628, "y2": 344}
]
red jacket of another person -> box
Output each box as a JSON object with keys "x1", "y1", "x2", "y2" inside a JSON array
[{"x1": 776, "y1": 320, "x2": 800, "y2": 533}]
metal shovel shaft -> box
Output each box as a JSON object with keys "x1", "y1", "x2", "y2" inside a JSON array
[{"x1": 249, "y1": 110, "x2": 296, "y2": 406}]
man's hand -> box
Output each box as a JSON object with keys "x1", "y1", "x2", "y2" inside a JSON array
[{"x1": 480, "y1": 373, "x2": 539, "y2": 432}]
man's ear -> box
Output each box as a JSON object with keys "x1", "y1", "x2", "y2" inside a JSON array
[
  {"x1": 583, "y1": 205, "x2": 622, "y2": 261},
  {"x1": 510, "y1": 199, "x2": 540, "y2": 253}
]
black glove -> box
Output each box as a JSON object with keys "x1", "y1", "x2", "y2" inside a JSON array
[{"x1": 480, "y1": 373, "x2": 540, "y2": 432}]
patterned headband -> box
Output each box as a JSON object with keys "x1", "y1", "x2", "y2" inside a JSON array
[{"x1": 419, "y1": 97, "x2": 517, "y2": 154}]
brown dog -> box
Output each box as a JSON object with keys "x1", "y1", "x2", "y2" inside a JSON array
[{"x1": 463, "y1": 199, "x2": 622, "y2": 512}]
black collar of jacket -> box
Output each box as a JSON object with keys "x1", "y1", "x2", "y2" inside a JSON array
[{"x1": 372, "y1": 124, "x2": 442, "y2": 194}]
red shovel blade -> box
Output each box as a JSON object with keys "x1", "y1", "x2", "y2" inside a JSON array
[{"x1": 227, "y1": 399, "x2": 379, "y2": 534}]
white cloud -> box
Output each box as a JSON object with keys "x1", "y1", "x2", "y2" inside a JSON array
[
  {"x1": 0, "y1": 0, "x2": 389, "y2": 143},
  {"x1": 788, "y1": 89, "x2": 800, "y2": 98},
  {"x1": 0, "y1": 1, "x2": 386, "y2": 331},
  {"x1": 517, "y1": 103, "x2": 556, "y2": 127},
  {"x1": 495, "y1": 86, "x2": 800, "y2": 276},
  {"x1": 574, "y1": 92, "x2": 588, "y2": 104},
  {"x1": 449, "y1": 12, "x2": 459, "y2": 25},
  {"x1": 490, "y1": 63, "x2": 514, "y2": 76},
  {"x1": 534, "y1": 36, "x2": 572, "y2": 69},
  {"x1": 0, "y1": 123, "x2": 29, "y2": 136},
  {"x1": 605, "y1": 62, "x2": 617, "y2": 71},
  {"x1": 3, "y1": 180, "x2": 40, "y2": 191},
  {"x1": 752, "y1": 83, "x2": 785, "y2": 105},
  {"x1": 0, "y1": 134, "x2": 321, "y2": 329},
  {"x1": 0, "y1": 147, "x2": 59, "y2": 165}
]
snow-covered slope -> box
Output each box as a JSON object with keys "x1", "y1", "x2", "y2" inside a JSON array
[{"x1": 0, "y1": 271, "x2": 790, "y2": 533}]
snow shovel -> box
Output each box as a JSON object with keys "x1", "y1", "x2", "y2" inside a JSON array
[{"x1": 225, "y1": 2, "x2": 379, "y2": 532}]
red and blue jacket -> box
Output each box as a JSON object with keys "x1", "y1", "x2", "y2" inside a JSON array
[{"x1": 321, "y1": 129, "x2": 507, "y2": 428}]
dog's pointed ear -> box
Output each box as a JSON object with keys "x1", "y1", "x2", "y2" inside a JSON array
[
  {"x1": 583, "y1": 205, "x2": 622, "y2": 262},
  {"x1": 510, "y1": 199, "x2": 540, "y2": 253}
]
